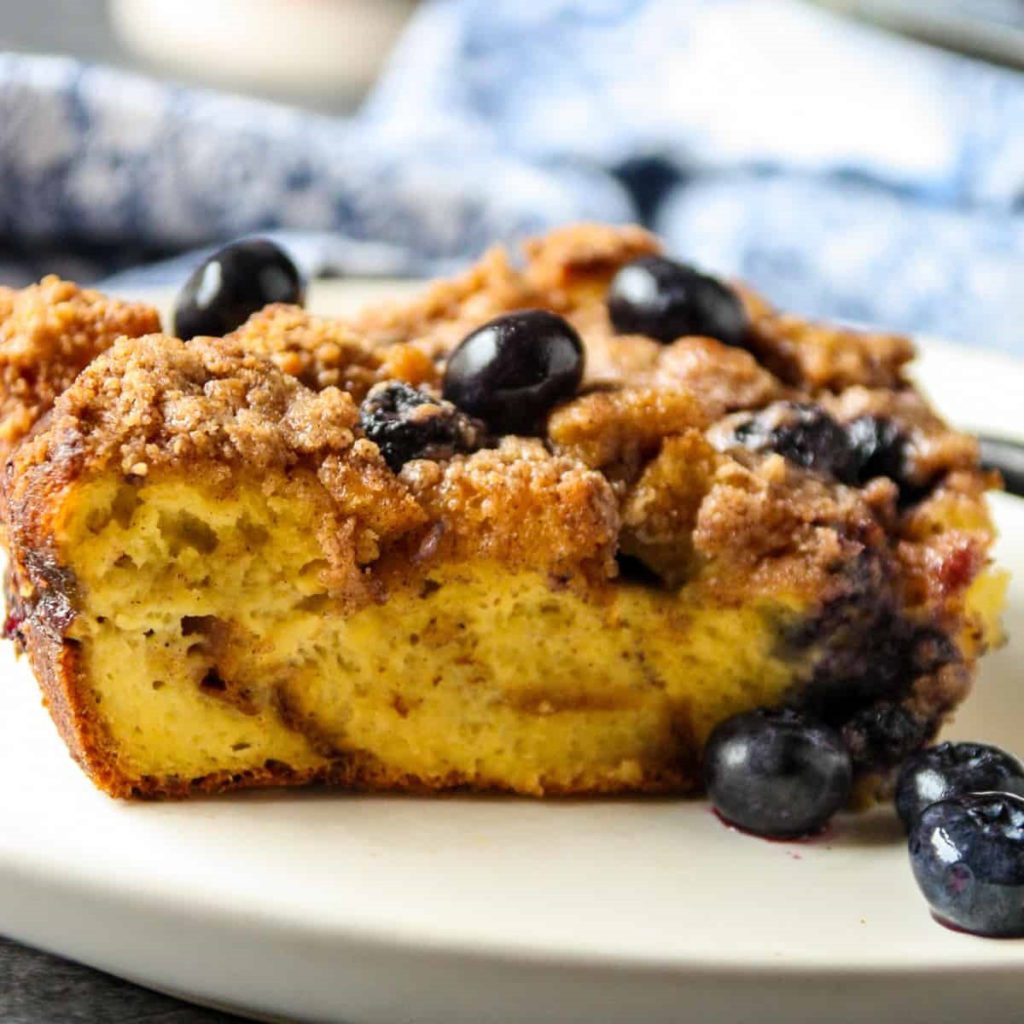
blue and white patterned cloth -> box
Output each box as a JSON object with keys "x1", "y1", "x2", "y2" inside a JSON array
[{"x1": 2, "y1": 0, "x2": 1023, "y2": 351}]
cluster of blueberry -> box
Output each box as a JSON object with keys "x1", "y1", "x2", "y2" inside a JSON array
[
  {"x1": 171, "y1": 240, "x2": 917, "y2": 501},
  {"x1": 437, "y1": 253, "x2": 753, "y2": 438},
  {"x1": 170, "y1": 239, "x2": 751, "y2": 452},
  {"x1": 731, "y1": 403, "x2": 913, "y2": 495},
  {"x1": 704, "y1": 707, "x2": 1024, "y2": 938},
  {"x1": 902, "y1": 744, "x2": 1024, "y2": 937}
]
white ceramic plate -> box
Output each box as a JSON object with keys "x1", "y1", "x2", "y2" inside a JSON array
[{"x1": 1, "y1": 283, "x2": 1022, "y2": 1024}]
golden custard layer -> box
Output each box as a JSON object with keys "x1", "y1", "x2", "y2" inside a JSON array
[
  {"x1": 0, "y1": 223, "x2": 1006, "y2": 798},
  {"x1": 59, "y1": 474, "x2": 811, "y2": 794}
]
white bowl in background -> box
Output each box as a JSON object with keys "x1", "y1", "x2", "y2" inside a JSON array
[{"x1": 109, "y1": 0, "x2": 418, "y2": 105}]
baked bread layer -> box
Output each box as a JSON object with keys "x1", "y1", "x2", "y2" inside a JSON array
[{"x1": 0, "y1": 223, "x2": 1006, "y2": 798}]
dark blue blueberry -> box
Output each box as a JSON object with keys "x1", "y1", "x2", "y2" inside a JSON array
[
  {"x1": 607, "y1": 256, "x2": 748, "y2": 346},
  {"x1": 724, "y1": 405, "x2": 927, "y2": 497},
  {"x1": 909, "y1": 792, "x2": 1024, "y2": 937},
  {"x1": 358, "y1": 381, "x2": 487, "y2": 471},
  {"x1": 703, "y1": 708, "x2": 853, "y2": 839},
  {"x1": 442, "y1": 310, "x2": 584, "y2": 435},
  {"x1": 896, "y1": 742, "x2": 1024, "y2": 832},
  {"x1": 846, "y1": 414, "x2": 932, "y2": 503},
  {"x1": 173, "y1": 238, "x2": 305, "y2": 340},
  {"x1": 732, "y1": 402, "x2": 858, "y2": 481},
  {"x1": 846, "y1": 415, "x2": 909, "y2": 485}
]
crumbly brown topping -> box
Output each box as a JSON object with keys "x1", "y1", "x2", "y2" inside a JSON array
[
  {"x1": 397, "y1": 438, "x2": 620, "y2": 584},
  {"x1": 318, "y1": 440, "x2": 429, "y2": 562},
  {"x1": 227, "y1": 303, "x2": 437, "y2": 401},
  {"x1": 0, "y1": 276, "x2": 160, "y2": 454},
  {"x1": 353, "y1": 244, "x2": 540, "y2": 356},
  {"x1": 349, "y1": 223, "x2": 658, "y2": 372},
  {"x1": 0, "y1": 223, "x2": 994, "y2": 619},
  {"x1": 617, "y1": 430, "x2": 723, "y2": 585},
  {"x1": 690, "y1": 453, "x2": 885, "y2": 590},
  {"x1": 42, "y1": 333, "x2": 359, "y2": 477},
  {"x1": 748, "y1": 313, "x2": 914, "y2": 392},
  {"x1": 521, "y1": 221, "x2": 661, "y2": 294},
  {"x1": 654, "y1": 336, "x2": 784, "y2": 413},
  {"x1": 618, "y1": 430, "x2": 886, "y2": 593},
  {"x1": 548, "y1": 386, "x2": 710, "y2": 477}
]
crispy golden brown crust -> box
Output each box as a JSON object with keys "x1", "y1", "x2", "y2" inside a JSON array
[
  {"x1": 397, "y1": 438, "x2": 619, "y2": 585},
  {"x1": 0, "y1": 222, "x2": 1002, "y2": 799},
  {"x1": 0, "y1": 277, "x2": 160, "y2": 456},
  {"x1": 748, "y1": 312, "x2": 914, "y2": 392},
  {"x1": 3, "y1": 328, "x2": 622, "y2": 596},
  {"x1": 227, "y1": 303, "x2": 437, "y2": 401}
]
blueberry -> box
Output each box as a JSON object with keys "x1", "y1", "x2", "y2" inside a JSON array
[
  {"x1": 703, "y1": 708, "x2": 853, "y2": 839},
  {"x1": 731, "y1": 402, "x2": 859, "y2": 482},
  {"x1": 909, "y1": 792, "x2": 1024, "y2": 937},
  {"x1": 358, "y1": 381, "x2": 487, "y2": 471},
  {"x1": 896, "y1": 742, "x2": 1024, "y2": 832},
  {"x1": 846, "y1": 416, "x2": 907, "y2": 483},
  {"x1": 721, "y1": 404, "x2": 927, "y2": 494},
  {"x1": 442, "y1": 310, "x2": 584, "y2": 435},
  {"x1": 847, "y1": 414, "x2": 933, "y2": 503},
  {"x1": 173, "y1": 238, "x2": 305, "y2": 340},
  {"x1": 607, "y1": 256, "x2": 748, "y2": 346}
]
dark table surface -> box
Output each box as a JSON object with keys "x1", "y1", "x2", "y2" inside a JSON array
[{"x1": 0, "y1": 936, "x2": 249, "y2": 1024}]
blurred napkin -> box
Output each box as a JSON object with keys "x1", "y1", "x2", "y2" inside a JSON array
[{"x1": 1, "y1": 0, "x2": 1023, "y2": 350}]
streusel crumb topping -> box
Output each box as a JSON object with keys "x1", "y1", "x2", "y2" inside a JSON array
[
  {"x1": 0, "y1": 223, "x2": 991, "y2": 611},
  {"x1": 0, "y1": 276, "x2": 160, "y2": 453}
]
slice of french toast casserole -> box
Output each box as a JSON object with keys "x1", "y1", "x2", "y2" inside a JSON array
[{"x1": 0, "y1": 225, "x2": 1006, "y2": 798}]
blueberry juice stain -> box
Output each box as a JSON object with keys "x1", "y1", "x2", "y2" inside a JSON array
[{"x1": 711, "y1": 808, "x2": 834, "y2": 846}]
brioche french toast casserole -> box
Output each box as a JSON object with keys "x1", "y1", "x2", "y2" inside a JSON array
[{"x1": 0, "y1": 224, "x2": 1006, "y2": 800}]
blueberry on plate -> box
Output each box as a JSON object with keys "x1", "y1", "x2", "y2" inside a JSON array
[
  {"x1": 441, "y1": 310, "x2": 584, "y2": 435},
  {"x1": 173, "y1": 238, "x2": 305, "y2": 340},
  {"x1": 909, "y1": 792, "x2": 1024, "y2": 937},
  {"x1": 358, "y1": 381, "x2": 487, "y2": 471},
  {"x1": 702, "y1": 707, "x2": 853, "y2": 839},
  {"x1": 895, "y1": 742, "x2": 1024, "y2": 832},
  {"x1": 607, "y1": 255, "x2": 748, "y2": 347}
]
